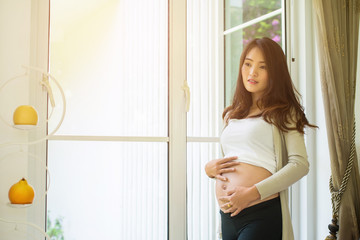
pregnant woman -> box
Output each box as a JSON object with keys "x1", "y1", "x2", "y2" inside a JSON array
[{"x1": 205, "y1": 37, "x2": 316, "y2": 240}]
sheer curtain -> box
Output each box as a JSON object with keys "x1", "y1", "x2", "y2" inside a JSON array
[{"x1": 313, "y1": 0, "x2": 360, "y2": 239}]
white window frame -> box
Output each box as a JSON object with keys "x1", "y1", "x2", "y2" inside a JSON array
[
  {"x1": 28, "y1": 0, "x2": 50, "y2": 235},
  {"x1": 168, "y1": 0, "x2": 187, "y2": 239},
  {"x1": 30, "y1": 0, "x2": 188, "y2": 240}
]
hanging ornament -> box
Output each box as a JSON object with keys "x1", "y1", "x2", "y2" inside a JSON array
[
  {"x1": 8, "y1": 178, "x2": 35, "y2": 204},
  {"x1": 13, "y1": 105, "x2": 38, "y2": 126}
]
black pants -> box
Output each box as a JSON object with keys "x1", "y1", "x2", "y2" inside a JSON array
[{"x1": 220, "y1": 197, "x2": 282, "y2": 240}]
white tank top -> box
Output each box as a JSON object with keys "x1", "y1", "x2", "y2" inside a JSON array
[{"x1": 220, "y1": 117, "x2": 276, "y2": 174}]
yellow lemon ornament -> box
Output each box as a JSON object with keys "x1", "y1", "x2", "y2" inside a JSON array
[
  {"x1": 8, "y1": 178, "x2": 35, "y2": 204},
  {"x1": 13, "y1": 105, "x2": 38, "y2": 125}
]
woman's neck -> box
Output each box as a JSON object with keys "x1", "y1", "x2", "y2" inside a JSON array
[{"x1": 247, "y1": 105, "x2": 262, "y2": 118}]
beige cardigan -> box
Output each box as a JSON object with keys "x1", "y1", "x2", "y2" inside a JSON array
[{"x1": 254, "y1": 124, "x2": 310, "y2": 240}]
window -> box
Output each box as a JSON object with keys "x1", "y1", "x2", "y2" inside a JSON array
[
  {"x1": 186, "y1": 0, "x2": 223, "y2": 239},
  {"x1": 224, "y1": 0, "x2": 285, "y2": 105},
  {"x1": 47, "y1": 1, "x2": 169, "y2": 239},
  {"x1": 186, "y1": 0, "x2": 286, "y2": 239},
  {"x1": 1, "y1": 0, "x2": 332, "y2": 239},
  {"x1": 46, "y1": 1, "x2": 287, "y2": 240}
]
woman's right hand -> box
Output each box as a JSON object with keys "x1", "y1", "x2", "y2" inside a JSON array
[{"x1": 204, "y1": 156, "x2": 239, "y2": 181}]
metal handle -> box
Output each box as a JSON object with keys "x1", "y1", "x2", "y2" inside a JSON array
[{"x1": 182, "y1": 80, "x2": 190, "y2": 112}]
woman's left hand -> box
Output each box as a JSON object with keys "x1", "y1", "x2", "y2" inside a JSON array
[{"x1": 219, "y1": 185, "x2": 260, "y2": 217}]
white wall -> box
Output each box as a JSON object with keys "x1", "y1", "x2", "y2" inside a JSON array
[
  {"x1": 290, "y1": 1, "x2": 332, "y2": 239},
  {"x1": 0, "y1": 1, "x2": 32, "y2": 239},
  {"x1": 0, "y1": 1, "x2": 48, "y2": 239}
]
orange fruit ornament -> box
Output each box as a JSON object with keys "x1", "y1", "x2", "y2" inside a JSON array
[
  {"x1": 13, "y1": 105, "x2": 38, "y2": 125},
  {"x1": 8, "y1": 178, "x2": 35, "y2": 204}
]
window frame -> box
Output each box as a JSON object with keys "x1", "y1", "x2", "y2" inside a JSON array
[
  {"x1": 38, "y1": 0, "x2": 188, "y2": 239},
  {"x1": 29, "y1": 0, "x2": 328, "y2": 239}
]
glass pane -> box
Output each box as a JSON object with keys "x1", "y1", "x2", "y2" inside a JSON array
[
  {"x1": 49, "y1": 0, "x2": 168, "y2": 136},
  {"x1": 47, "y1": 141, "x2": 167, "y2": 239},
  {"x1": 225, "y1": 0, "x2": 282, "y2": 30},
  {"x1": 187, "y1": 142, "x2": 221, "y2": 240},
  {"x1": 242, "y1": 15, "x2": 282, "y2": 46},
  {"x1": 225, "y1": 15, "x2": 282, "y2": 105},
  {"x1": 186, "y1": 1, "x2": 223, "y2": 239},
  {"x1": 187, "y1": 0, "x2": 222, "y2": 137},
  {"x1": 225, "y1": 29, "x2": 243, "y2": 107}
]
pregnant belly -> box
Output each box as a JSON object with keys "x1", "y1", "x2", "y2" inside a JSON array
[{"x1": 215, "y1": 162, "x2": 279, "y2": 212}]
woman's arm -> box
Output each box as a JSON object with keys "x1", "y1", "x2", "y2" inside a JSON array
[{"x1": 255, "y1": 128, "x2": 309, "y2": 200}]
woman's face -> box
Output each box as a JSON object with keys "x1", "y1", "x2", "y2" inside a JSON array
[{"x1": 241, "y1": 46, "x2": 269, "y2": 102}]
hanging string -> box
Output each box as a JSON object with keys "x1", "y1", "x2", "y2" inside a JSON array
[{"x1": 325, "y1": 118, "x2": 356, "y2": 240}]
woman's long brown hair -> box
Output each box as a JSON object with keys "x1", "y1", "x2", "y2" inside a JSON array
[{"x1": 223, "y1": 37, "x2": 317, "y2": 133}]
